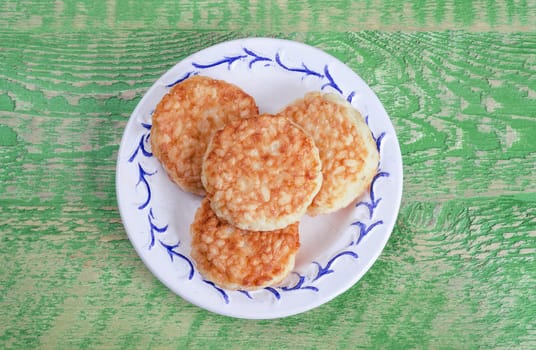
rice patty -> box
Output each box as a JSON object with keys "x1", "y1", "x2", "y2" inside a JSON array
[
  {"x1": 277, "y1": 92, "x2": 379, "y2": 216},
  {"x1": 190, "y1": 198, "x2": 300, "y2": 290},
  {"x1": 150, "y1": 75, "x2": 258, "y2": 195},
  {"x1": 202, "y1": 114, "x2": 322, "y2": 231}
]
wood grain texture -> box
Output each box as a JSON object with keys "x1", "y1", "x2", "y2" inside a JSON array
[
  {"x1": 1, "y1": 30, "x2": 535, "y2": 349},
  {"x1": 1, "y1": 0, "x2": 535, "y2": 32}
]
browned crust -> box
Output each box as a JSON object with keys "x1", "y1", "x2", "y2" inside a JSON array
[
  {"x1": 190, "y1": 198, "x2": 300, "y2": 290},
  {"x1": 150, "y1": 75, "x2": 258, "y2": 195},
  {"x1": 277, "y1": 92, "x2": 379, "y2": 215},
  {"x1": 201, "y1": 114, "x2": 322, "y2": 231}
]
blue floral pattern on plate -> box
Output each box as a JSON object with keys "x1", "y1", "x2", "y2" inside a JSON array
[{"x1": 117, "y1": 38, "x2": 403, "y2": 319}]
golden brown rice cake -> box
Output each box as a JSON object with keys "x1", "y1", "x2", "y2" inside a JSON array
[
  {"x1": 190, "y1": 198, "x2": 300, "y2": 290},
  {"x1": 277, "y1": 92, "x2": 379, "y2": 216},
  {"x1": 201, "y1": 114, "x2": 322, "y2": 231},
  {"x1": 150, "y1": 75, "x2": 258, "y2": 195}
]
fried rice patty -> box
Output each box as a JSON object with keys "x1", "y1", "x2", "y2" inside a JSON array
[
  {"x1": 201, "y1": 114, "x2": 322, "y2": 231},
  {"x1": 190, "y1": 198, "x2": 300, "y2": 290},
  {"x1": 150, "y1": 75, "x2": 258, "y2": 195},
  {"x1": 277, "y1": 92, "x2": 379, "y2": 216}
]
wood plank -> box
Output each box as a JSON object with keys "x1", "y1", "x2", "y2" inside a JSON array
[
  {"x1": 1, "y1": 0, "x2": 535, "y2": 32},
  {"x1": 1, "y1": 31, "x2": 534, "y2": 202},
  {"x1": 1, "y1": 199, "x2": 534, "y2": 348},
  {"x1": 1, "y1": 31, "x2": 535, "y2": 348}
]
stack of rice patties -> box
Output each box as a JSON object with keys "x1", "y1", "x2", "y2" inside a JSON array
[
  {"x1": 151, "y1": 76, "x2": 314, "y2": 291},
  {"x1": 150, "y1": 76, "x2": 379, "y2": 291}
]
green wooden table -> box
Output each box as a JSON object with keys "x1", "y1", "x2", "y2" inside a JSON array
[{"x1": 1, "y1": 1, "x2": 535, "y2": 348}]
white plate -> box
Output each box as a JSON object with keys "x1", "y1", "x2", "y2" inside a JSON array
[{"x1": 116, "y1": 37, "x2": 403, "y2": 319}]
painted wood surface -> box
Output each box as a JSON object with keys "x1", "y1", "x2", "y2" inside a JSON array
[
  {"x1": 1, "y1": 2, "x2": 536, "y2": 349},
  {"x1": 1, "y1": 0, "x2": 535, "y2": 32}
]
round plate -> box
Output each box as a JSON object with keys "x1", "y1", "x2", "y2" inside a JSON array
[{"x1": 116, "y1": 37, "x2": 403, "y2": 319}]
